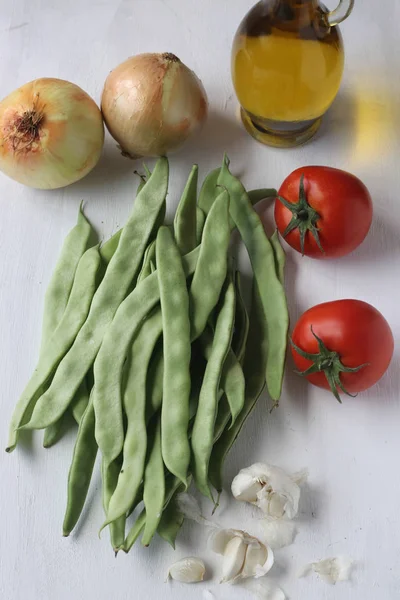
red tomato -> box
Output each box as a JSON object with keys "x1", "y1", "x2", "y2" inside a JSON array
[
  {"x1": 291, "y1": 300, "x2": 394, "y2": 400},
  {"x1": 274, "y1": 166, "x2": 373, "y2": 259}
]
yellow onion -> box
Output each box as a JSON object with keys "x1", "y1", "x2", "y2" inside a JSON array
[
  {"x1": 101, "y1": 53, "x2": 208, "y2": 158},
  {"x1": 0, "y1": 78, "x2": 104, "y2": 189}
]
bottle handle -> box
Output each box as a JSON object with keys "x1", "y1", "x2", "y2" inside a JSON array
[{"x1": 326, "y1": 0, "x2": 355, "y2": 26}]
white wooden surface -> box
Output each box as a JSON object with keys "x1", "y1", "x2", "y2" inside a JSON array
[{"x1": 1, "y1": 1, "x2": 399, "y2": 599}]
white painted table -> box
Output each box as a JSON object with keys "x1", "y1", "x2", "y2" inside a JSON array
[{"x1": 1, "y1": 1, "x2": 399, "y2": 599}]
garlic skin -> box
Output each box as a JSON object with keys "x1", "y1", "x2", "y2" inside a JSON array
[
  {"x1": 297, "y1": 556, "x2": 354, "y2": 585},
  {"x1": 209, "y1": 528, "x2": 274, "y2": 584},
  {"x1": 231, "y1": 463, "x2": 302, "y2": 519},
  {"x1": 167, "y1": 557, "x2": 206, "y2": 583}
]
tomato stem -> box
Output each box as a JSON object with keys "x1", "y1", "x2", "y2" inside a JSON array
[
  {"x1": 278, "y1": 174, "x2": 325, "y2": 256},
  {"x1": 291, "y1": 326, "x2": 369, "y2": 402}
]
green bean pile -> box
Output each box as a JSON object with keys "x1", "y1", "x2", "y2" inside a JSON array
[{"x1": 7, "y1": 155, "x2": 289, "y2": 553}]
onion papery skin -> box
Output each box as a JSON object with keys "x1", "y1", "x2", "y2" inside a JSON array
[
  {"x1": 0, "y1": 78, "x2": 104, "y2": 189},
  {"x1": 101, "y1": 53, "x2": 208, "y2": 158}
]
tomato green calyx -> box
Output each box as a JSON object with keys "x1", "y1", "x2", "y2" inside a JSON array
[
  {"x1": 277, "y1": 174, "x2": 324, "y2": 256},
  {"x1": 291, "y1": 326, "x2": 369, "y2": 403}
]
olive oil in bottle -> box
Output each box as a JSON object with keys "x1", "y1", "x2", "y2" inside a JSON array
[{"x1": 232, "y1": 0, "x2": 353, "y2": 147}]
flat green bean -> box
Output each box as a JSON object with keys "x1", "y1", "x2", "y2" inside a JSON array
[
  {"x1": 7, "y1": 245, "x2": 101, "y2": 451},
  {"x1": 90, "y1": 247, "x2": 199, "y2": 468},
  {"x1": 21, "y1": 158, "x2": 169, "y2": 432},
  {"x1": 41, "y1": 204, "x2": 93, "y2": 348},
  {"x1": 43, "y1": 412, "x2": 70, "y2": 448},
  {"x1": 189, "y1": 190, "x2": 231, "y2": 341},
  {"x1": 217, "y1": 155, "x2": 289, "y2": 401},
  {"x1": 105, "y1": 309, "x2": 163, "y2": 523},
  {"x1": 232, "y1": 270, "x2": 250, "y2": 364},
  {"x1": 201, "y1": 326, "x2": 244, "y2": 427},
  {"x1": 209, "y1": 283, "x2": 268, "y2": 494},
  {"x1": 192, "y1": 277, "x2": 236, "y2": 500},
  {"x1": 196, "y1": 206, "x2": 206, "y2": 244},
  {"x1": 99, "y1": 174, "x2": 148, "y2": 265},
  {"x1": 63, "y1": 396, "x2": 97, "y2": 536},
  {"x1": 101, "y1": 457, "x2": 126, "y2": 553},
  {"x1": 157, "y1": 226, "x2": 191, "y2": 487},
  {"x1": 122, "y1": 509, "x2": 146, "y2": 553},
  {"x1": 197, "y1": 167, "x2": 220, "y2": 215},
  {"x1": 270, "y1": 230, "x2": 286, "y2": 286},
  {"x1": 157, "y1": 491, "x2": 184, "y2": 549},
  {"x1": 41, "y1": 206, "x2": 95, "y2": 447},
  {"x1": 71, "y1": 379, "x2": 90, "y2": 423},
  {"x1": 247, "y1": 188, "x2": 277, "y2": 206},
  {"x1": 219, "y1": 349, "x2": 245, "y2": 427},
  {"x1": 146, "y1": 345, "x2": 164, "y2": 422},
  {"x1": 137, "y1": 240, "x2": 156, "y2": 284},
  {"x1": 174, "y1": 165, "x2": 198, "y2": 255},
  {"x1": 142, "y1": 418, "x2": 165, "y2": 546}
]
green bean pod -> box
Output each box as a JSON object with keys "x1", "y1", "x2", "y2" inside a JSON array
[
  {"x1": 41, "y1": 204, "x2": 94, "y2": 348},
  {"x1": 104, "y1": 309, "x2": 163, "y2": 524},
  {"x1": 209, "y1": 284, "x2": 268, "y2": 494},
  {"x1": 270, "y1": 230, "x2": 286, "y2": 286},
  {"x1": 157, "y1": 491, "x2": 184, "y2": 549},
  {"x1": 217, "y1": 155, "x2": 289, "y2": 401},
  {"x1": 91, "y1": 247, "x2": 199, "y2": 469},
  {"x1": 122, "y1": 510, "x2": 146, "y2": 553},
  {"x1": 137, "y1": 240, "x2": 156, "y2": 284},
  {"x1": 191, "y1": 276, "x2": 236, "y2": 500},
  {"x1": 43, "y1": 412, "x2": 70, "y2": 448},
  {"x1": 247, "y1": 188, "x2": 277, "y2": 206},
  {"x1": 21, "y1": 158, "x2": 169, "y2": 432},
  {"x1": 142, "y1": 418, "x2": 165, "y2": 546},
  {"x1": 196, "y1": 206, "x2": 206, "y2": 244},
  {"x1": 146, "y1": 345, "x2": 164, "y2": 422},
  {"x1": 157, "y1": 226, "x2": 192, "y2": 487},
  {"x1": 101, "y1": 458, "x2": 126, "y2": 553},
  {"x1": 99, "y1": 174, "x2": 148, "y2": 265},
  {"x1": 189, "y1": 190, "x2": 231, "y2": 341},
  {"x1": 174, "y1": 165, "x2": 198, "y2": 255},
  {"x1": 63, "y1": 396, "x2": 97, "y2": 536},
  {"x1": 197, "y1": 167, "x2": 220, "y2": 215},
  {"x1": 232, "y1": 270, "x2": 250, "y2": 364},
  {"x1": 7, "y1": 245, "x2": 102, "y2": 450}
]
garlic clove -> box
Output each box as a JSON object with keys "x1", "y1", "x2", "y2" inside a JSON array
[
  {"x1": 220, "y1": 536, "x2": 247, "y2": 583},
  {"x1": 241, "y1": 540, "x2": 268, "y2": 578},
  {"x1": 167, "y1": 557, "x2": 206, "y2": 583},
  {"x1": 231, "y1": 471, "x2": 263, "y2": 503},
  {"x1": 232, "y1": 463, "x2": 301, "y2": 520},
  {"x1": 208, "y1": 528, "x2": 241, "y2": 555}
]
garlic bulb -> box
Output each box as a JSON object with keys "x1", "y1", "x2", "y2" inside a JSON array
[
  {"x1": 209, "y1": 528, "x2": 274, "y2": 584},
  {"x1": 167, "y1": 557, "x2": 206, "y2": 583},
  {"x1": 231, "y1": 463, "x2": 303, "y2": 519}
]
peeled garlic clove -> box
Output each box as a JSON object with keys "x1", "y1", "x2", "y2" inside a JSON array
[
  {"x1": 241, "y1": 540, "x2": 268, "y2": 578},
  {"x1": 208, "y1": 528, "x2": 241, "y2": 555},
  {"x1": 167, "y1": 557, "x2": 206, "y2": 583},
  {"x1": 221, "y1": 536, "x2": 247, "y2": 583}
]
